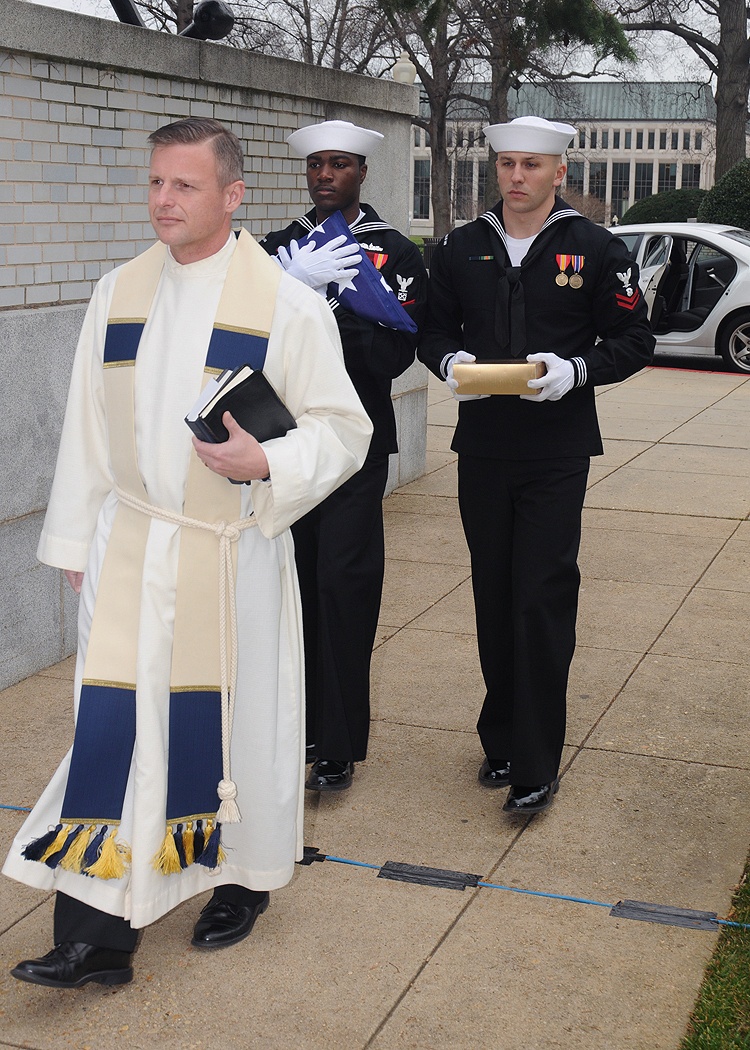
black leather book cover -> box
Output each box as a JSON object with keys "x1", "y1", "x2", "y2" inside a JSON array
[{"x1": 186, "y1": 369, "x2": 297, "y2": 444}]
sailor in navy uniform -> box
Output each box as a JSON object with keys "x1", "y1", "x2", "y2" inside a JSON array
[
  {"x1": 261, "y1": 120, "x2": 427, "y2": 791},
  {"x1": 418, "y1": 116, "x2": 654, "y2": 815}
]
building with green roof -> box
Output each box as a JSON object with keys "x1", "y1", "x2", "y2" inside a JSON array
[{"x1": 412, "y1": 81, "x2": 724, "y2": 233}]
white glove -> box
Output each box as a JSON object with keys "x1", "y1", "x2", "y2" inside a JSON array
[
  {"x1": 446, "y1": 350, "x2": 490, "y2": 402},
  {"x1": 521, "y1": 352, "x2": 575, "y2": 402},
  {"x1": 277, "y1": 235, "x2": 361, "y2": 294}
]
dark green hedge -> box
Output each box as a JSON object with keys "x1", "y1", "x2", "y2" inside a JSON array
[
  {"x1": 697, "y1": 159, "x2": 750, "y2": 228},
  {"x1": 620, "y1": 188, "x2": 707, "y2": 224}
]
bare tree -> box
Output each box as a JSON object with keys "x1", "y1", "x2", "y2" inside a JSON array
[
  {"x1": 614, "y1": 0, "x2": 750, "y2": 178},
  {"x1": 134, "y1": 0, "x2": 194, "y2": 31},
  {"x1": 383, "y1": 3, "x2": 474, "y2": 236}
]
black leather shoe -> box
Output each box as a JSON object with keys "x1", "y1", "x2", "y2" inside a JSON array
[
  {"x1": 305, "y1": 759, "x2": 353, "y2": 792},
  {"x1": 11, "y1": 942, "x2": 133, "y2": 988},
  {"x1": 191, "y1": 892, "x2": 270, "y2": 950},
  {"x1": 503, "y1": 779, "x2": 560, "y2": 815},
  {"x1": 478, "y1": 758, "x2": 511, "y2": 788}
]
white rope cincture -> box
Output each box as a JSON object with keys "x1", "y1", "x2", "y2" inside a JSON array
[{"x1": 115, "y1": 486, "x2": 258, "y2": 824}]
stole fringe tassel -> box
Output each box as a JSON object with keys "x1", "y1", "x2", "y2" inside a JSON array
[
  {"x1": 22, "y1": 822, "x2": 130, "y2": 880},
  {"x1": 151, "y1": 819, "x2": 224, "y2": 875},
  {"x1": 24, "y1": 817, "x2": 224, "y2": 880}
]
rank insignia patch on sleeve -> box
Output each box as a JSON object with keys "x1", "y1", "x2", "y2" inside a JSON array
[{"x1": 615, "y1": 267, "x2": 640, "y2": 309}]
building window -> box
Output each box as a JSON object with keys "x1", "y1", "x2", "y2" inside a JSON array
[
  {"x1": 478, "y1": 161, "x2": 488, "y2": 211},
  {"x1": 413, "y1": 126, "x2": 421, "y2": 148},
  {"x1": 658, "y1": 162, "x2": 677, "y2": 192},
  {"x1": 611, "y1": 161, "x2": 630, "y2": 217},
  {"x1": 613, "y1": 130, "x2": 621, "y2": 149},
  {"x1": 636, "y1": 131, "x2": 643, "y2": 149},
  {"x1": 659, "y1": 131, "x2": 667, "y2": 149},
  {"x1": 671, "y1": 131, "x2": 679, "y2": 150},
  {"x1": 413, "y1": 158, "x2": 431, "y2": 219},
  {"x1": 579, "y1": 130, "x2": 586, "y2": 148},
  {"x1": 683, "y1": 131, "x2": 691, "y2": 150},
  {"x1": 695, "y1": 132, "x2": 703, "y2": 150},
  {"x1": 635, "y1": 163, "x2": 653, "y2": 200},
  {"x1": 454, "y1": 159, "x2": 474, "y2": 221},
  {"x1": 589, "y1": 162, "x2": 607, "y2": 200},
  {"x1": 625, "y1": 131, "x2": 632, "y2": 149},
  {"x1": 447, "y1": 127, "x2": 454, "y2": 148},
  {"x1": 682, "y1": 163, "x2": 701, "y2": 189},
  {"x1": 590, "y1": 129, "x2": 597, "y2": 149},
  {"x1": 602, "y1": 131, "x2": 609, "y2": 149},
  {"x1": 468, "y1": 128, "x2": 475, "y2": 148},
  {"x1": 566, "y1": 161, "x2": 584, "y2": 196},
  {"x1": 648, "y1": 131, "x2": 655, "y2": 149}
]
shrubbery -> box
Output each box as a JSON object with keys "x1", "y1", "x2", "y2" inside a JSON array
[
  {"x1": 697, "y1": 159, "x2": 750, "y2": 228},
  {"x1": 620, "y1": 188, "x2": 707, "y2": 224}
]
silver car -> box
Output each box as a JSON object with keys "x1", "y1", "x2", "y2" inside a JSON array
[{"x1": 610, "y1": 222, "x2": 750, "y2": 374}]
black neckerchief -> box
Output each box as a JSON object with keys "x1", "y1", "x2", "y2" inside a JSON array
[{"x1": 479, "y1": 198, "x2": 581, "y2": 357}]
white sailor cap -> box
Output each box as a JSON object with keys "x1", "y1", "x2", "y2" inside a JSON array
[
  {"x1": 483, "y1": 116, "x2": 577, "y2": 155},
  {"x1": 287, "y1": 120, "x2": 384, "y2": 159}
]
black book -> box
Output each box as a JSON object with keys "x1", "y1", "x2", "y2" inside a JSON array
[{"x1": 185, "y1": 365, "x2": 297, "y2": 444}]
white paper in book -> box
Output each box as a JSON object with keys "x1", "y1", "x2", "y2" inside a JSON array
[{"x1": 186, "y1": 366, "x2": 254, "y2": 423}]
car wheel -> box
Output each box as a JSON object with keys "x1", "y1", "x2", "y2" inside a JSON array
[{"x1": 718, "y1": 311, "x2": 750, "y2": 373}]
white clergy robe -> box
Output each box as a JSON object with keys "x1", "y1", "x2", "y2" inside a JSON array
[{"x1": 3, "y1": 234, "x2": 372, "y2": 928}]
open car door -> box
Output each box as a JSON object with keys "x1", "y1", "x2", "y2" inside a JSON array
[{"x1": 637, "y1": 234, "x2": 673, "y2": 323}]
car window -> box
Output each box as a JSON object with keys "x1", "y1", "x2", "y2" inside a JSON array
[
  {"x1": 615, "y1": 232, "x2": 641, "y2": 258},
  {"x1": 643, "y1": 236, "x2": 670, "y2": 269},
  {"x1": 685, "y1": 240, "x2": 737, "y2": 308}
]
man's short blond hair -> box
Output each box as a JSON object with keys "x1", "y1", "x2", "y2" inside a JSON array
[{"x1": 148, "y1": 117, "x2": 244, "y2": 187}]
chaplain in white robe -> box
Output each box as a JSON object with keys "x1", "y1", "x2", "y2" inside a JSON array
[{"x1": 4, "y1": 117, "x2": 372, "y2": 988}]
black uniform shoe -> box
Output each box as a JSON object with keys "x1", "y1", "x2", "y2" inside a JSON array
[
  {"x1": 191, "y1": 892, "x2": 270, "y2": 950},
  {"x1": 503, "y1": 779, "x2": 560, "y2": 815},
  {"x1": 478, "y1": 758, "x2": 511, "y2": 788},
  {"x1": 11, "y1": 942, "x2": 133, "y2": 988},
  {"x1": 305, "y1": 759, "x2": 353, "y2": 792}
]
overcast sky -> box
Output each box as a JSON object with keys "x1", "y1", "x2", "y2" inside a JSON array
[{"x1": 30, "y1": 0, "x2": 114, "y2": 15}]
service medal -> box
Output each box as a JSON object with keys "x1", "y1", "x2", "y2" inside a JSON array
[
  {"x1": 555, "y1": 254, "x2": 571, "y2": 286},
  {"x1": 569, "y1": 255, "x2": 584, "y2": 288}
]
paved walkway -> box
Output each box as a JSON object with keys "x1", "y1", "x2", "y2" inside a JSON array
[{"x1": 1, "y1": 365, "x2": 749, "y2": 1050}]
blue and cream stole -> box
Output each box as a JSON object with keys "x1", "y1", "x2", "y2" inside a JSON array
[{"x1": 23, "y1": 230, "x2": 282, "y2": 880}]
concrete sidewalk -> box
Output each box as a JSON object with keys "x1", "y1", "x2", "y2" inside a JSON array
[{"x1": 1, "y1": 365, "x2": 749, "y2": 1050}]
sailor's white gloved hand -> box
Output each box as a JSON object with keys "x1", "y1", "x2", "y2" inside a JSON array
[
  {"x1": 277, "y1": 235, "x2": 362, "y2": 294},
  {"x1": 521, "y1": 352, "x2": 576, "y2": 402},
  {"x1": 445, "y1": 350, "x2": 490, "y2": 402}
]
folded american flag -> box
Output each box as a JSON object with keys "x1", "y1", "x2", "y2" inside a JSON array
[{"x1": 301, "y1": 210, "x2": 418, "y2": 334}]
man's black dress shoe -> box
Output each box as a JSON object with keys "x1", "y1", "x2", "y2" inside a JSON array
[
  {"x1": 305, "y1": 759, "x2": 353, "y2": 792},
  {"x1": 191, "y1": 892, "x2": 270, "y2": 949},
  {"x1": 503, "y1": 779, "x2": 560, "y2": 814},
  {"x1": 478, "y1": 758, "x2": 511, "y2": 788},
  {"x1": 11, "y1": 942, "x2": 133, "y2": 988}
]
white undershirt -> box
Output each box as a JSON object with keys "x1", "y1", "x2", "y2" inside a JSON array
[{"x1": 505, "y1": 233, "x2": 537, "y2": 267}]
